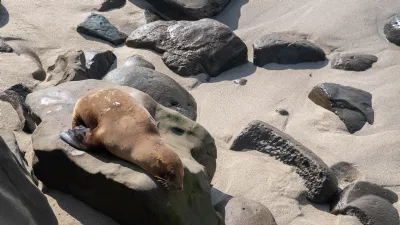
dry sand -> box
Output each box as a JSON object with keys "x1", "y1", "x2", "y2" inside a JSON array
[{"x1": 1, "y1": 0, "x2": 400, "y2": 224}]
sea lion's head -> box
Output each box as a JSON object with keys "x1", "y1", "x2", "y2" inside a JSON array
[{"x1": 154, "y1": 150, "x2": 184, "y2": 191}]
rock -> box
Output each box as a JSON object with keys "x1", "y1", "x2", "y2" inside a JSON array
[
  {"x1": 331, "y1": 54, "x2": 378, "y2": 71},
  {"x1": 144, "y1": 9, "x2": 163, "y2": 24},
  {"x1": 384, "y1": 15, "x2": 400, "y2": 46},
  {"x1": 26, "y1": 79, "x2": 219, "y2": 225},
  {"x1": 126, "y1": 19, "x2": 248, "y2": 77},
  {"x1": 0, "y1": 39, "x2": 12, "y2": 52},
  {"x1": 36, "y1": 50, "x2": 88, "y2": 90},
  {"x1": 85, "y1": 50, "x2": 116, "y2": 79},
  {"x1": 214, "y1": 197, "x2": 277, "y2": 225},
  {"x1": 0, "y1": 131, "x2": 58, "y2": 225},
  {"x1": 332, "y1": 195, "x2": 399, "y2": 225},
  {"x1": 143, "y1": 0, "x2": 230, "y2": 20},
  {"x1": 98, "y1": 0, "x2": 126, "y2": 11},
  {"x1": 181, "y1": 73, "x2": 210, "y2": 90},
  {"x1": 230, "y1": 120, "x2": 338, "y2": 204},
  {"x1": 103, "y1": 66, "x2": 197, "y2": 120},
  {"x1": 332, "y1": 181, "x2": 398, "y2": 213},
  {"x1": 276, "y1": 108, "x2": 289, "y2": 116},
  {"x1": 77, "y1": 13, "x2": 127, "y2": 46},
  {"x1": 233, "y1": 78, "x2": 247, "y2": 85},
  {"x1": 124, "y1": 54, "x2": 155, "y2": 69},
  {"x1": 330, "y1": 162, "x2": 361, "y2": 187},
  {"x1": 308, "y1": 83, "x2": 374, "y2": 134},
  {"x1": 253, "y1": 33, "x2": 326, "y2": 66}
]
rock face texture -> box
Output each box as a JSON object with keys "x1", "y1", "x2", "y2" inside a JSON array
[
  {"x1": 308, "y1": 83, "x2": 374, "y2": 134},
  {"x1": 77, "y1": 13, "x2": 127, "y2": 46},
  {"x1": 126, "y1": 19, "x2": 248, "y2": 77},
  {"x1": 143, "y1": 0, "x2": 230, "y2": 20},
  {"x1": 331, "y1": 54, "x2": 378, "y2": 71},
  {"x1": 26, "y1": 79, "x2": 219, "y2": 225},
  {"x1": 230, "y1": 120, "x2": 338, "y2": 204},
  {"x1": 0, "y1": 131, "x2": 58, "y2": 225},
  {"x1": 253, "y1": 33, "x2": 326, "y2": 66},
  {"x1": 85, "y1": 50, "x2": 116, "y2": 79},
  {"x1": 103, "y1": 66, "x2": 197, "y2": 120},
  {"x1": 144, "y1": 9, "x2": 163, "y2": 24},
  {"x1": 384, "y1": 15, "x2": 400, "y2": 46}
]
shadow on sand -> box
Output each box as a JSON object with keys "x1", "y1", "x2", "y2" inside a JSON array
[
  {"x1": 214, "y1": 0, "x2": 249, "y2": 30},
  {"x1": 209, "y1": 62, "x2": 257, "y2": 83},
  {"x1": 260, "y1": 60, "x2": 330, "y2": 71}
]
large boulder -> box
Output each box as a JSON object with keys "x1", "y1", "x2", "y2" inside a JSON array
[
  {"x1": 85, "y1": 50, "x2": 117, "y2": 79},
  {"x1": 126, "y1": 19, "x2": 248, "y2": 77},
  {"x1": 143, "y1": 0, "x2": 230, "y2": 20},
  {"x1": 0, "y1": 131, "x2": 57, "y2": 225},
  {"x1": 26, "y1": 79, "x2": 219, "y2": 225},
  {"x1": 103, "y1": 65, "x2": 197, "y2": 120}
]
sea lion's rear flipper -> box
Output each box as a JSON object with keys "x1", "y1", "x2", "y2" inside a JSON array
[{"x1": 59, "y1": 126, "x2": 89, "y2": 151}]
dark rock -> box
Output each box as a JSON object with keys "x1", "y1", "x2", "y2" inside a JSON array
[
  {"x1": 77, "y1": 13, "x2": 127, "y2": 46},
  {"x1": 214, "y1": 197, "x2": 277, "y2": 225},
  {"x1": 233, "y1": 78, "x2": 247, "y2": 85},
  {"x1": 124, "y1": 54, "x2": 155, "y2": 69},
  {"x1": 384, "y1": 15, "x2": 400, "y2": 46},
  {"x1": 126, "y1": 19, "x2": 248, "y2": 77},
  {"x1": 103, "y1": 66, "x2": 197, "y2": 120},
  {"x1": 253, "y1": 33, "x2": 326, "y2": 66},
  {"x1": 332, "y1": 195, "x2": 399, "y2": 225},
  {"x1": 331, "y1": 54, "x2": 378, "y2": 71},
  {"x1": 276, "y1": 108, "x2": 289, "y2": 116},
  {"x1": 26, "y1": 79, "x2": 219, "y2": 225},
  {"x1": 0, "y1": 39, "x2": 12, "y2": 52},
  {"x1": 143, "y1": 0, "x2": 230, "y2": 20},
  {"x1": 0, "y1": 131, "x2": 57, "y2": 225},
  {"x1": 144, "y1": 9, "x2": 163, "y2": 24},
  {"x1": 98, "y1": 0, "x2": 126, "y2": 11},
  {"x1": 230, "y1": 120, "x2": 338, "y2": 204},
  {"x1": 85, "y1": 50, "x2": 116, "y2": 79},
  {"x1": 308, "y1": 83, "x2": 374, "y2": 134},
  {"x1": 330, "y1": 162, "x2": 361, "y2": 186}
]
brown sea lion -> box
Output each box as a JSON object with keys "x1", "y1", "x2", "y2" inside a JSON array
[{"x1": 59, "y1": 88, "x2": 184, "y2": 191}]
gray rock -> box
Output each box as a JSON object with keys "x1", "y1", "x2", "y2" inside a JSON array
[
  {"x1": 143, "y1": 0, "x2": 230, "y2": 20},
  {"x1": 384, "y1": 15, "x2": 400, "y2": 46},
  {"x1": 126, "y1": 19, "x2": 248, "y2": 77},
  {"x1": 214, "y1": 197, "x2": 277, "y2": 225},
  {"x1": 144, "y1": 9, "x2": 163, "y2": 24},
  {"x1": 331, "y1": 54, "x2": 378, "y2": 71},
  {"x1": 332, "y1": 195, "x2": 399, "y2": 225},
  {"x1": 0, "y1": 39, "x2": 12, "y2": 52},
  {"x1": 230, "y1": 120, "x2": 338, "y2": 204},
  {"x1": 253, "y1": 33, "x2": 326, "y2": 66},
  {"x1": 124, "y1": 54, "x2": 155, "y2": 69},
  {"x1": 85, "y1": 50, "x2": 116, "y2": 79},
  {"x1": 103, "y1": 66, "x2": 197, "y2": 120},
  {"x1": 98, "y1": 0, "x2": 126, "y2": 11},
  {"x1": 26, "y1": 79, "x2": 219, "y2": 225},
  {"x1": 276, "y1": 108, "x2": 289, "y2": 116},
  {"x1": 308, "y1": 83, "x2": 374, "y2": 134},
  {"x1": 330, "y1": 162, "x2": 361, "y2": 186},
  {"x1": 0, "y1": 131, "x2": 57, "y2": 225},
  {"x1": 77, "y1": 13, "x2": 127, "y2": 46}
]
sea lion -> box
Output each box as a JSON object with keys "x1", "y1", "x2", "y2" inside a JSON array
[{"x1": 59, "y1": 88, "x2": 184, "y2": 191}]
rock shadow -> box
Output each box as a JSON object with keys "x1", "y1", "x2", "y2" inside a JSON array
[
  {"x1": 0, "y1": 4, "x2": 9, "y2": 28},
  {"x1": 127, "y1": 0, "x2": 154, "y2": 10},
  {"x1": 209, "y1": 62, "x2": 257, "y2": 83},
  {"x1": 214, "y1": 0, "x2": 248, "y2": 30},
  {"x1": 77, "y1": 33, "x2": 126, "y2": 48},
  {"x1": 260, "y1": 60, "x2": 329, "y2": 71}
]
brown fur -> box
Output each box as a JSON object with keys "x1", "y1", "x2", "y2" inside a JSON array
[{"x1": 70, "y1": 88, "x2": 184, "y2": 190}]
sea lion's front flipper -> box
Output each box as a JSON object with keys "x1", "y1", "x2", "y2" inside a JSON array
[{"x1": 59, "y1": 126, "x2": 89, "y2": 151}]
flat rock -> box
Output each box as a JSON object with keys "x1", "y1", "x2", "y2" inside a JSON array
[
  {"x1": 331, "y1": 53, "x2": 378, "y2": 71},
  {"x1": 85, "y1": 50, "x2": 116, "y2": 79},
  {"x1": 77, "y1": 13, "x2": 127, "y2": 46},
  {"x1": 126, "y1": 19, "x2": 248, "y2": 77},
  {"x1": 253, "y1": 33, "x2": 326, "y2": 66},
  {"x1": 214, "y1": 197, "x2": 277, "y2": 225},
  {"x1": 333, "y1": 195, "x2": 399, "y2": 225},
  {"x1": 26, "y1": 79, "x2": 219, "y2": 225},
  {"x1": 144, "y1": 9, "x2": 163, "y2": 24},
  {"x1": 308, "y1": 83, "x2": 374, "y2": 133},
  {"x1": 230, "y1": 120, "x2": 338, "y2": 204},
  {"x1": 103, "y1": 65, "x2": 197, "y2": 120},
  {"x1": 123, "y1": 54, "x2": 155, "y2": 69},
  {"x1": 98, "y1": 0, "x2": 126, "y2": 11},
  {"x1": 143, "y1": 0, "x2": 230, "y2": 20},
  {"x1": 384, "y1": 15, "x2": 400, "y2": 46},
  {"x1": 0, "y1": 131, "x2": 57, "y2": 225}
]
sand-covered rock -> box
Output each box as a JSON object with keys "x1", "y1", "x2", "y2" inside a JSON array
[
  {"x1": 126, "y1": 19, "x2": 248, "y2": 77},
  {"x1": 0, "y1": 39, "x2": 12, "y2": 52},
  {"x1": 308, "y1": 83, "x2": 374, "y2": 134},
  {"x1": 0, "y1": 131, "x2": 57, "y2": 225},
  {"x1": 144, "y1": 0, "x2": 230, "y2": 20},
  {"x1": 230, "y1": 120, "x2": 338, "y2": 204},
  {"x1": 253, "y1": 33, "x2": 326, "y2": 66},
  {"x1": 77, "y1": 13, "x2": 127, "y2": 46},
  {"x1": 85, "y1": 50, "x2": 116, "y2": 79},
  {"x1": 98, "y1": 0, "x2": 126, "y2": 12},
  {"x1": 330, "y1": 162, "x2": 361, "y2": 187},
  {"x1": 331, "y1": 53, "x2": 378, "y2": 71},
  {"x1": 103, "y1": 66, "x2": 197, "y2": 120},
  {"x1": 123, "y1": 54, "x2": 155, "y2": 69},
  {"x1": 384, "y1": 15, "x2": 400, "y2": 46},
  {"x1": 26, "y1": 79, "x2": 219, "y2": 225}
]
